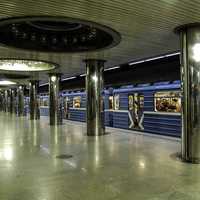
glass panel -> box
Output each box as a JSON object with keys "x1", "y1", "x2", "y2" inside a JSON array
[
  {"x1": 128, "y1": 95, "x2": 133, "y2": 110},
  {"x1": 139, "y1": 95, "x2": 144, "y2": 110},
  {"x1": 114, "y1": 94, "x2": 119, "y2": 110},
  {"x1": 39, "y1": 97, "x2": 49, "y2": 106},
  {"x1": 73, "y1": 96, "x2": 81, "y2": 108},
  {"x1": 109, "y1": 96, "x2": 114, "y2": 109},
  {"x1": 44, "y1": 99, "x2": 48, "y2": 106},
  {"x1": 154, "y1": 91, "x2": 181, "y2": 112}
]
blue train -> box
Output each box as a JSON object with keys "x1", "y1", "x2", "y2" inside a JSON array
[{"x1": 39, "y1": 80, "x2": 182, "y2": 137}]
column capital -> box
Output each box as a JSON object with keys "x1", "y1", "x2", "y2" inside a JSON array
[
  {"x1": 175, "y1": 23, "x2": 200, "y2": 34},
  {"x1": 83, "y1": 59, "x2": 106, "y2": 64}
]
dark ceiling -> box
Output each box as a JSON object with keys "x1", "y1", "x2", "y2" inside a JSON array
[
  {"x1": 39, "y1": 55, "x2": 180, "y2": 93},
  {"x1": 0, "y1": 0, "x2": 198, "y2": 82}
]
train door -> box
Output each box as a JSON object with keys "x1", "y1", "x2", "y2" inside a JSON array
[
  {"x1": 108, "y1": 95, "x2": 113, "y2": 127},
  {"x1": 128, "y1": 93, "x2": 144, "y2": 130},
  {"x1": 63, "y1": 97, "x2": 70, "y2": 119}
]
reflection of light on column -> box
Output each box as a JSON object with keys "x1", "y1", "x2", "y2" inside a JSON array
[
  {"x1": 51, "y1": 75, "x2": 57, "y2": 82},
  {"x1": 192, "y1": 43, "x2": 200, "y2": 62},
  {"x1": 94, "y1": 137, "x2": 100, "y2": 168},
  {"x1": 2, "y1": 146, "x2": 13, "y2": 161},
  {"x1": 92, "y1": 75, "x2": 98, "y2": 82},
  {"x1": 33, "y1": 121, "x2": 38, "y2": 146},
  {"x1": 54, "y1": 126, "x2": 58, "y2": 145}
]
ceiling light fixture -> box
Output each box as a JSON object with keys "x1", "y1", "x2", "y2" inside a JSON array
[
  {"x1": 0, "y1": 16, "x2": 121, "y2": 53},
  {"x1": 104, "y1": 66, "x2": 120, "y2": 71},
  {"x1": 39, "y1": 82, "x2": 48, "y2": 86},
  {"x1": 0, "y1": 59, "x2": 56, "y2": 72},
  {"x1": 0, "y1": 80, "x2": 16, "y2": 86},
  {"x1": 62, "y1": 76, "x2": 76, "y2": 81},
  {"x1": 129, "y1": 52, "x2": 180, "y2": 66}
]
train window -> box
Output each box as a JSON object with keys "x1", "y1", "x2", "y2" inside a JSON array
[
  {"x1": 139, "y1": 95, "x2": 144, "y2": 109},
  {"x1": 128, "y1": 95, "x2": 134, "y2": 110},
  {"x1": 109, "y1": 96, "x2": 114, "y2": 110},
  {"x1": 73, "y1": 96, "x2": 81, "y2": 108},
  {"x1": 43, "y1": 99, "x2": 48, "y2": 106},
  {"x1": 39, "y1": 98, "x2": 48, "y2": 107},
  {"x1": 63, "y1": 97, "x2": 69, "y2": 104},
  {"x1": 114, "y1": 94, "x2": 120, "y2": 110},
  {"x1": 154, "y1": 91, "x2": 181, "y2": 112},
  {"x1": 129, "y1": 94, "x2": 144, "y2": 111}
]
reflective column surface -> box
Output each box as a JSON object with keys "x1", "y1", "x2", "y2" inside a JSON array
[
  {"x1": 7, "y1": 89, "x2": 11, "y2": 112},
  {"x1": 178, "y1": 25, "x2": 200, "y2": 163},
  {"x1": 0, "y1": 92, "x2": 3, "y2": 111},
  {"x1": 10, "y1": 89, "x2": 15, "y2": 114},
  {"x1": 17, "y1": 86, "x2": 24, "y2": 117},
  {"x1": 29, "y1": 80, "x2": 40, "y2": 120},
  {"x1": 85, "y1": 59, "x2": 105, "y2": 136},
  {"x1": 1, "y1": 114, "x2": 200, "y2": 199},
  {"x1": 3, "y1": 90, "x2": 9, "y2": 112},
  {"x1": 49, "y1": 74, "x2": 62, "y2": 125}
]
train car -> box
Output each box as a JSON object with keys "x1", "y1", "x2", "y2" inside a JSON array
[
  {"x1": 24, "y1": 96, "x2": 30, "y2": 115},
  {"x1": 112, "y1": 80, "x2": 181, "y2": 137},
  {"x1": 63, "y1": 91, "x2": 86, "y2": 122},
  {"x1": 39, "y1": 94, "x2": 49, "y2": 116},
  {"x1": 38, "y1": 80, "x2": 181, "y2": 137},
  {"x1": 62, "y1": 89, "x2": 113, "y2": 124}
]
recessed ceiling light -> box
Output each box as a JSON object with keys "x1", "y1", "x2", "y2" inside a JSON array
[
  {"x1": 0, "y1": 16, "x2": 121, "y2": 53},
  {"x1": 0, "y1": 60, "x2": 56, "y2": 72},
  {"x1": 104, "y1": 66, "x2": 120, "y2": 71},
  {"x1": 62, "y1": 76, "x2": 76, "y2": 81}
]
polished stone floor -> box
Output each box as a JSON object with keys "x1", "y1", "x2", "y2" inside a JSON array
[{"x1": 0, "y1": 112, "x2": 200, "y2": 200}]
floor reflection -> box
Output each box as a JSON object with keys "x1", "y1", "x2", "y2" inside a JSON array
[{"x1": 1, "y1": 113, "x2": 199, "y2": 200}]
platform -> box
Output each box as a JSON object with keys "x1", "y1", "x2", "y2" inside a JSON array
[{"x1": 0, "y1": 113, "x2": 199, "y2": 200}]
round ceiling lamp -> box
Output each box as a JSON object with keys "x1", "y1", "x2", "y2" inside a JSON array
[
  {"x1": 0, "y1": 80, "x2": 16, "y2": 86},
  {"x1": 0, "y1": 16, "x2": 121, "y2": 53},
  {"x1": 0, "y1": 59, "x2": 56, "y2": 72}
]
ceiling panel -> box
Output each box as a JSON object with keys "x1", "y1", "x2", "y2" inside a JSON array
[{"x1": 0, "y1": 0, "x2": 198, "y2": 80}]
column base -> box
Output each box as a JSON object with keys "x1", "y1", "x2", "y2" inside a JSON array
[
  {"x1": 30, "y1": 118, "x2": 40, "y2": 120},
  {"x1": 171, "y1": 152, "x2": 200, "y2": 164},
  {"x1": 182, "y1": 157, "x2": 200, "y2": 164},
  {"x1": 49, "y1": 122, "x2": 63, "y2": 126},
  {"x1": 86, "y1": 131, "x2": 110, "y2": 136}
]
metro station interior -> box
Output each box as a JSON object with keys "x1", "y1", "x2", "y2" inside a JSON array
[{"x1": 0, "y1": 1, "x2": 200, "y2": 199}]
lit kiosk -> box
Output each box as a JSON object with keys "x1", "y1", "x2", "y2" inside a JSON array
[
  {"x1": 175, "y1": 24, "x2": 200, "y2": 163},
  {"x1": 84, "y1": 59, "x2": 105, "y2": 136}
]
